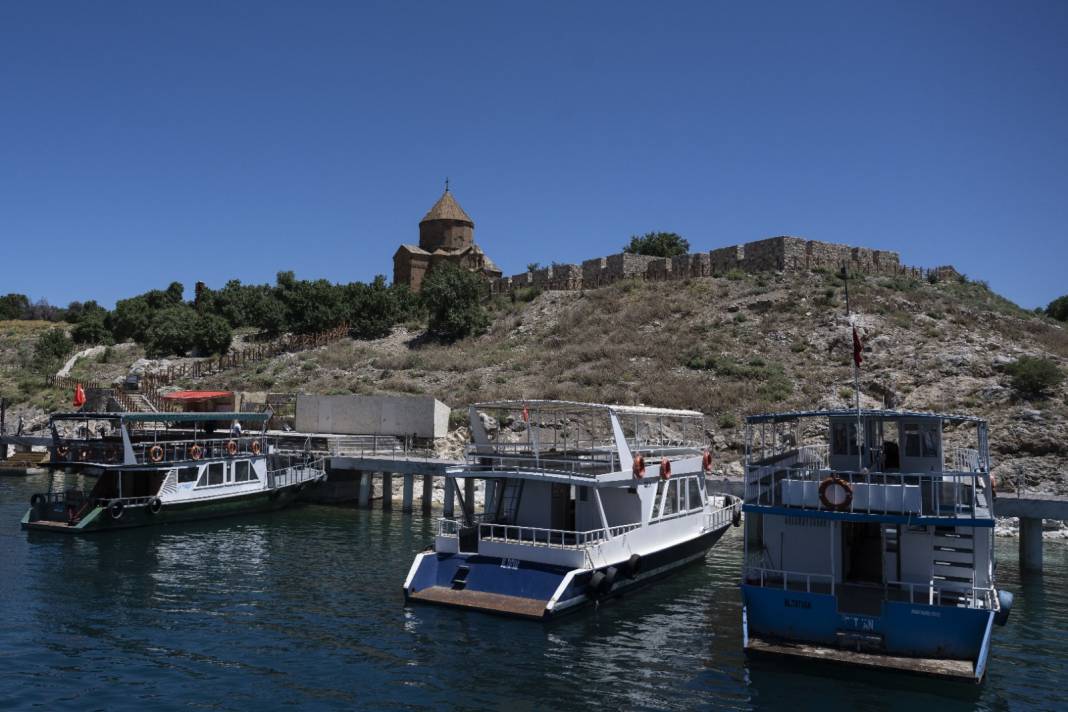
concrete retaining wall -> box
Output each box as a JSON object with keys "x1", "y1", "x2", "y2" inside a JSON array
[{"x1": 296, "y1": 395, "x2": 450, "y2": 438}]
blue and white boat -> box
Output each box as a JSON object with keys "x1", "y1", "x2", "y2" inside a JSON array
[
  {"x1": 739, "y1": 408, "x2": 1012, "y2": 682},
  {"x1": 403, "y1": 400, "x2": 741, "y2": 619}
]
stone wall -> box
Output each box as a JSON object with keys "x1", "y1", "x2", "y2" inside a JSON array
[{"x1": 491, "y1": 235, "x2": 951, "y2": 294}]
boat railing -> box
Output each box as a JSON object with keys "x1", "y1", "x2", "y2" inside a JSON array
[
  {"x1": 463, "y1": 450, "x2": 617, "y2": 478},
  {"x1": 129, "y1": 435, "x2": 270, "y2": 465},
  {"x1": 948, "y1": 447, "x2": 982, "y2": 473},
  {"x1": 885, "y1": 580, "x2": 996, "y2": 610},
  {"x1": 744, "y1": 566, "x2": 835, "y2": 595},
  {"x1": 436, "y1": 517, "x2": 644, "y2": 549},
  {"x1": 265, "y1": 457, "x2": 327, "y2": 489},
  {"x1": 745, "y1": 466, "x2": 992, "y2": 519},
  {"x1": 705, "y1": 497, "x2": 741, "y2": 531}
]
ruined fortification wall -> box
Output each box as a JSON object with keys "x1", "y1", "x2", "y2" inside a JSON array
[{"x1": 491, "y1": 236, "x2": 947, "y2": 294}]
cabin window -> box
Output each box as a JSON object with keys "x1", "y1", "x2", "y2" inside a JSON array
[
  {"x1": 208, "y1": 462, "x2": 224, "y2": 486},
  {"x1": 832, "y1": 423, "x2": 860, "y2": 456},
  {"x1": 178, "y1": 466, "x2": 199, "y2": 484},
  {"x1": 234, "y1": 461, "x2": 250, "y2": 482},
  {"x1": 904, "y1": 424, "x2": 920, "y2": 458},
  {"x1": 652, "y1": 480, "x2": 665, "y2": 519},
  {"x1": 197, "y1": 469, "x2": 209, "y2": 487},
  {"x1": 922, "y1": 427, "x2": 939, "y2": 458},
  {"x1": 688, "y1": 477, "x2": 702, "y2": 510},
  {"x1": 663, "y1": 480, "x2": 678, "y2": 516},
  {"x1": 578, "y1": 486, "x2": 588, "y2": 502}
]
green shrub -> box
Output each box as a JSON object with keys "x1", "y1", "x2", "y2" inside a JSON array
[
  {"x1": 1047, "y1": 295, "x2": 1068, "y2": 322},
  {"x1": 421, "y1": 264, "x2": 489, "y2": 341},
  {"x1": 1004, "y1": 356, "x2": 1065, "y2": 399},
  {"x1": 71, "y1": 313, "x2": 112, "y2": 345},
  {"x1": 144, "y1": 305, "x2": 199, "y2": 357},
  {"x1": 725, "y1": 268, "x2": 746, "y2": 281},
  {"x1": 33, "y1": 328, "x2": 73, "y2": 372},
  {"x1": 195, "y1": 313, "x2": 233, "y2": 355},
  {"x1": 623, "y1": 232, "x2": 690, "y2": 258},
  {"x1": 718, "y1": 413, "x2": 738, "y2": 429},
  {"x1": 348, "y1": 277, "x2": 416, "y2": 340}
]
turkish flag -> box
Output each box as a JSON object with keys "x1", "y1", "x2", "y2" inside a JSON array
[
  {"x1": 73, "y1": 383, "x2": 86, "y2": 408},
  {"x1": 522, "y1": 405, "x2": 529, "y2": 423},
  {"x1": 852, "y1": 327, "x2": 864, "y2": 367}
]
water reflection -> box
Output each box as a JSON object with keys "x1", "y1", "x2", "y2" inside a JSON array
[{"x1": 2, "y1": 472, "x2": 1066, "y2": 711}]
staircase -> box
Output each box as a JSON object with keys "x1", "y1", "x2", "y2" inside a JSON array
[{"x1": 931, "y1": 526, "x2": 976, "y2": 605}]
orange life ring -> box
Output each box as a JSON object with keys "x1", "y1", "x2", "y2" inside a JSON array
[
  {"x1": 190, "y1": 445, "x2": 203, "y2": 461},
  {"x1": 226, "y1": 440, "x2": 238, "y2": 456},
  {"x1": 818, "y1": 476, "x2": 853, "y2": 511},
  {"x1": 149, "y1": 444, "x2": 164, "y2": 463},
  {"x1": 57, "y1": 445, "x2": 70, "y2": 458},
  {"x1": 79, "y1": 448, "x2": 90, "y2": 461},
  {"x1": 702, "y1": 450, "x2": 713, "y2": 474},
  {"x1": 250, "y1": 440, "x2": 261, "y2": 455},
  {"x1": 660, "y1": 457, "x2": 671, "y2": 480},
  {"x1": 632, "y1": 454, "x2": 646, "y2": 479}
]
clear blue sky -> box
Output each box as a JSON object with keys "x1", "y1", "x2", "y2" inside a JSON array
[{"x1": 2, "y1": 1, "x2": 1066, "y2": 309}]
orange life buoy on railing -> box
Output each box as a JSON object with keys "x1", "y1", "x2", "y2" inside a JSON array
[
  {"x1": 226, "y1": 440, "x2": 238, "y2": 456},
  {"x1": 250, "y1": 440, "x2": 261, "y2": 455},
  {"x1": 632, "y1": 454, "x2": 646, "y2": 479},
  {"x1": 149, "y1": 444, "x2": 164, "y2": 463},
  {"x1": 818, "y1": 475, "x2": 853, "y2": 511},
  {"x1": 660, "y1": 457, "x2": 671, "y2": 480},
  {"x1": 190, "y1": 445, "x2": 203, "y2": 461},
  {"x1": 57, "y1": 445, "x2": 69, "y2": 459},
  {"x1": 702, "y1": 450, "x2": 713, "y2": 474}
]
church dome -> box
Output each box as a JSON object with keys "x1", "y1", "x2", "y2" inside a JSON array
[{"x1": 420, "y1": 189, "x2": 473, "y2": 226}]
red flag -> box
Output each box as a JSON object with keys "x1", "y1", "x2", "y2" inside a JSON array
[
  {"x1": 522, "y1": 405, "x2": 529, "y2": 423},
  {"x1": 73, "y1": 383, "x2": 86, "y2": 408},
  {"x1": 852, "y1": 326, "x2": 864, "y2": 367}
]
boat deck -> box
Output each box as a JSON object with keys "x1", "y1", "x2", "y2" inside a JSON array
[
  {"x1": 746, "y1": 636, "x2": 976, "y2": 681},
  {"x1": 408, "y1": 586, "x2": 548, "y2": 619}
]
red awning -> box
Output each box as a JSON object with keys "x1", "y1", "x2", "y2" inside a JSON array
[{"x1": 161, "y1": 390, "x2": 234, "y2": 401}]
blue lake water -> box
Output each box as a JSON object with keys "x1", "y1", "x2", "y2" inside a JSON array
[{"x1": 1, "y1": 472, "x2": 1066, "y2": 711}]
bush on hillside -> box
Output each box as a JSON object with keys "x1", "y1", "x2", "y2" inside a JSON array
[
  {"x1": 33, "y1": 328, "x2": 73, "y2": 372},
  {"x1": 421, "y1": 264, "x2": 489, "y2": 341},
  {"x1": 195, "y1": 313, "x2": 233, "y2": 355},
  {"x1": 623, "y1": 232, "x2": 690, "y2": 258},
  {"x1": 109, "y1": 296, "x2": 154, "y2": 343},
  {"x1": 71, "y1": 313, "x2": 112, "y2": 345},
  {"x1": 0, "y1": 293, "x2": 30, "y2": 320},
  {"x1": 348, "y1": 277, "x2": 422, "y2": 340},
  {"x1": 144, "y1": 305, "x2": 199, "y2": 358},
  {"x1": 1004, "y1": 356, "x2": 1065, "y2": 399},
  {"x1": 1047, "y1": 295, "x2": 1068, "y2": 322}
]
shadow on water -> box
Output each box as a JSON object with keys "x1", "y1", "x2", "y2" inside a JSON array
[{"x1": 2, "y1": 471, "x2": 1067, "y2": 711}]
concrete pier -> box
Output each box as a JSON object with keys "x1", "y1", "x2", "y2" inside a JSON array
[
  {"x1": 1019, "y1": 517, "x2": 1044, "y2": 572},
  {"x1": 381, "y1": 473, "x2": 392, "y2": 510},
  {"x1": 402, "y1": 474, "x2": 414, "y2": 513},
  {"x1": 444, "y1": 478, "x2": 455, "y2": 518},
  {"x1": 422, "y1": 474, "x2": 433, "y2": 516},
  {"x1": 358, "y1": 471, "x2": 371, "y2": 509}
]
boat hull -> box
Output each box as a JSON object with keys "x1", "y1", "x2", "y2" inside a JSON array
[
  {"x1": 21, "y1": 486, "x2": 305, "y2": 534},
  {"x1": 404, "y1": 526, "x2": 729, "y2": 620},
  {"x1": 741, "y1": 585, "x2": 997, "y2": 681}
]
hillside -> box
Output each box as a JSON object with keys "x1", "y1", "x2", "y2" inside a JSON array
[{"x1": 4, "y1": 269, "x2": 1067, "y2": 492}]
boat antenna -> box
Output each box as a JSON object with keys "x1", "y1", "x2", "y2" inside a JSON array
[{"x1": 839, "y1": 264, "x2": 863, "y2": 472}]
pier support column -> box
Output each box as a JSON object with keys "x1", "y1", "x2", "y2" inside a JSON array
[
  {"x1": 444, "y1": 478, "x2": 455, "y2": 518},
  {"x1": 402, "y1": 474, "x2": 414, "y2": 513},
  {"x1": 422, "y1": 474, "x2": 433, "y2": 516},
  {"x1": 382, "y1": 473, "x2": 392, "y2": 510},
  {"x1": 464, "y1": 477, "x2": 475, "y2": 520},
  {"x1": 358, "y1": 471, "x2": 371, "y2": 509},
  {"x1": 484, "y1": 479, "x2": 497, "y2": 515},
  {"x1": 1020, "y1": 517, "x2": 1043, "y2": 572}
]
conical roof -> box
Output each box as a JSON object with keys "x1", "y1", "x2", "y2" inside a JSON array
[{"x1": 420, "y1": 189, "x2": 473, "y2": 225}]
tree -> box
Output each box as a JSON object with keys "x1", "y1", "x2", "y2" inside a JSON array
[
  {"x1": 281, "y1": 278, "x2": 346, "y2": 334},
  {"x1": 623, "y1": 231, "x2": 690, "y2": 258},
  {"x1": 347, "y1": 276, "x2": 419, "y2": 340},
  {"x1": 194, "y1": 313, "x2": 233, "y2": 355},
  {"x1": 420, "y1": 264, "x2": 489, "y2": 340},
  {"x1": 33, "y1": 328, "x2": 73, "y2": 372},
  {"x1": 110, "y1": 296, "x2": 154, "y2": 343},
  {"x1": 1047, "y1": 295, "x2": 1068, "y2": 322},
  {"x1": 144, "y1": 305, "x2": 199, "y2": 358},
  {"x1": 0, "y1": 293, "x2": 29, "y2": 320},
  {"x1": 71, "y1": 313, "x2": 112, "y2": 345},
  {"x1": 1005, "y1": 356, "x2": 1065, "y2": 399}
]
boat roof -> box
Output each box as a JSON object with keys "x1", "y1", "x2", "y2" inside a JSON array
[
  {"x1": 745, "y1": 408, "x2": 985, "y2": 425},
  {"x1": 473, "y1": 399, "x2": 704, "y2": 419},
  {"x1": 50, "y1": 411, "x2": 271, "y2": 424}
]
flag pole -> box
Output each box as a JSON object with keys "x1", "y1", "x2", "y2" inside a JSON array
[{"x1": 841, "y1": 264, "x2": 863, "y2": 473}]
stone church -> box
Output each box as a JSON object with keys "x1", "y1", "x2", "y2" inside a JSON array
[{"x1": 393, "y1": 186, "x2": 501, "y2": 292}]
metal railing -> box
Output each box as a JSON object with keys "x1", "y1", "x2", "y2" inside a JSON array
[
  {"x1": 744, "y1": 566, "x2": 835, "y2": 594},
  {"x1": 745, "y1": 466, "x2": 992, "y2": 519},
  {"x1": 885, "y1": 579, "x2": 996, "y2": 610},
  {"x1": 327, "y1": 434, "x2": 436, "y2": 460},
  {"x1": 706, "y1": 496, "x2": 741, "y2": 531},
  {"x1": 130, "y1": 436, "x2": 270, "y2": 465},
  {"x1": 266, "y1": 457, "x2": 326, "y2": 489},
  {"x1": 462, "y1": 450, "x2": 617, "y2": 477}
]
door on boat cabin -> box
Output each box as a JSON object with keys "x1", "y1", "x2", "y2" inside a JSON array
[
  {"x1": 841, "y1": 521, "x2": 883, "y2": 584},
  {"x1": 550, "y1": 483, "x2": 575, "y2": 531}
]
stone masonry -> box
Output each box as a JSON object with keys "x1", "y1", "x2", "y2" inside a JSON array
[{"x1": 491, "y1": 235, "x2": 948, "y2": 294}]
